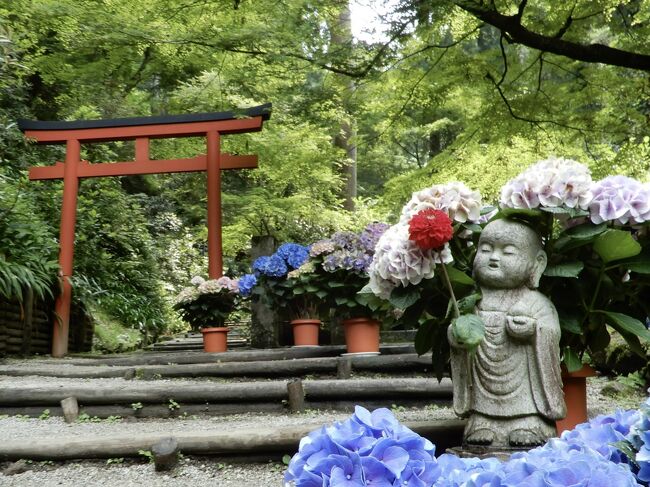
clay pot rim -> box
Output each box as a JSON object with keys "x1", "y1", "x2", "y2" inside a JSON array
[
  {"x1": 342, "y1": 317, "x2": 380, "y2": 326},
  {"x1": 561, "y1": 363, "x2": 597, "y2": 378},
  {"x1": 290, "y1": 318, "x2": 322, "y2": 325},
  {"x1": 201, "y1": 327, "x2": 230, "y2": 333}
]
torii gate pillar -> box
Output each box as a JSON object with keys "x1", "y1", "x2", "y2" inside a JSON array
[{"x1": 19, "y1": 104, "x2": 271, "y2": 357}]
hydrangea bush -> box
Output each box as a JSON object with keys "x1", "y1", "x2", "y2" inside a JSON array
[
  {"x1": 367, "y1": 182, "x2": 486, "y2": 379},
  {"x1": 368, "y1": 158, "x2": 649, "y2": 376},
  {"x1": 497, "y1": 158, "x2": 650, "y2": 371},
  {"x1": 173, "y1": 275, "x2": 239, "y2": 330},
  {"x1": 285, "y1": 400, "x2": 650, "y2": 486},
  {"x1": 308, "y1": 222, "x2": 390, "y2": 319}
]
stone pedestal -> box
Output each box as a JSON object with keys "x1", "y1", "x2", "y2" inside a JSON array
[
  {"x1": 446, "y1": 445, "x2": 528, "y2": 462},
  {"x1": 249, "y1": 235, "x2": 278, "y2": 348}
]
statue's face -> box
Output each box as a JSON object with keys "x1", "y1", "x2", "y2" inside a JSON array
[{"x1": 473, "y1": 220, "x2": 539, "y2": 289}]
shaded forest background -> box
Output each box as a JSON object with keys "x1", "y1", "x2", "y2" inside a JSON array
[{"x1": 1, "y1": 0, "x2": 649, "y2": 347}]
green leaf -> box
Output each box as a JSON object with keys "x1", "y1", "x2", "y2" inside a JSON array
[
  {"x1": 445, "y1": 266, "x2": 474, "y2": 286},
  {"x1": 500, "y1": 208, "x2": 543, "y2": 218},
  {"x1": 328, "y1": 282, "x2": 345, "y2": 288},
  {"x1": 593, "y1": 229, "x2": 641, "y2": 263},
  {"x1": 563, "y1": 222, "x2": 607, "y2": 240},
  {"x1": 613, "y1": 253, "x2": 650, "y2": 274},
  {"x1": 358, "y1": 284, "x2": 374, "y2": 294},
  {"x1": 304, "y1": 285, "x2": 318, "y2": 292},
  {"x1": 563, "y1": 347, "x2": 583, "y2": 373},
  {"x1": 414, "y1": 320, "x2": 435, "y2": 355},
  {"x1": 389, "y1": 286, "x2": 420, "y2": 310},
  {"x1": 461, "y1": 222, "x2": 482, "y2": 233},
  {"x1": 611, "y1": 441, "x2": 638, "y2": 467},
  {"x1": 457, "y1": 293, "x2": 481, "y2": 315},
  {"x1": 315, "y1": 290, "x2": 327, "y2": 299},
  {"x1": 292, "y1": 287, "x2": 305, "y2": 295},
  {"x1": 559, "y1": 315, "x2": 583, "y2": 335},
  {"x1": 543, "y1": 261, "x2": 584, "y2": 278},
  {"x1": 451, "y1": 314, "x2": 485, "y2": 349},
  {"x1": 540, "y1": 206, "x2": 588, "y2": 218},
  {"x1": 598, "y1": 311, "x2": 650, "y2": 341},
  {"x1": 617, "y1": 330, "x2": 647, "y2": 357},
  {"x1": 587, "y1": 324, "x2": 610, "y2": 353},
  {"x1": 334, "y1": 296, "x2": 348, "y2": 305}
]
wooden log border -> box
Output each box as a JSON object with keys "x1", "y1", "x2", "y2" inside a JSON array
[{"x1": 0, "y1": 420, "x2": 465, "y2": 461}]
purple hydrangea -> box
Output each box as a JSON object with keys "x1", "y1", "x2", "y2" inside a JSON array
[
  {"x1": 589, "y1": 175, "x2": 650, "y2": 225},
  {"x1": 315, "y1": 223, "x2": 389, "y2": 275},
  {"x1": 237, "y1": 273, "x2": 257, "y2": 297}
]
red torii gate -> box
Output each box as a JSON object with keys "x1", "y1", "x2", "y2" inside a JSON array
[{"x1": 19, "y1": 104, "x2": 271, "y2": 357}]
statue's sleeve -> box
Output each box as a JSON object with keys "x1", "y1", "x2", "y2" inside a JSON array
[
  {"x1": 447, "y1": 324, "x2": 471, "y2": 417},
  {"x1": 524, "y1": 292, "x2": 567, "y2": 420}
]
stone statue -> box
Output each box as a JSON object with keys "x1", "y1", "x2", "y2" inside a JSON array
[{"x1": 448, "y1": 218, "x2": 566, "y2": 449}]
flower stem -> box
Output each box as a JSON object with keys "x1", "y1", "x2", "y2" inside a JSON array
[{"x1": 439, "y1": 254, "x2": 460, "y2": 319}]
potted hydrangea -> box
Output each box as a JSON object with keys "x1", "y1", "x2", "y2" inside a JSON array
[
  {"x1": 309, "y1": 222, "x2": 390, "y2": 354},
  {"x1": 173, "y1": 275, "x2": 239, "y2": 353},
  {"x1": 249, "y1": 243, "x2": 322, "y2": 346}
]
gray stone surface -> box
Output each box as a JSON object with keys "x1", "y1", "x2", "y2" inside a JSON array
[{"x1": 448, "y1": 218, "x2": 566, "y2": 449}]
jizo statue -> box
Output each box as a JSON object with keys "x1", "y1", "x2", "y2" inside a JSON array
[{"x1": 448, "y1": 218, "x2": 566, "y2": 449}]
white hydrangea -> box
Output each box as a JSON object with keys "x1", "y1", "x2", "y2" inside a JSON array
[
  {"x1": 367, "y1": 223, "x2": 452, "y2": 299},
  {"x1": 190, "y1": 275, "x2": 205, "y2": 286},
  {"x1": 500, "y1": 157, "x2": 593, "y2": 210},
  {"x1": 400, "y1": 181, "x2": 482, "y2": 224},
  {"x1": 175, "y1": 286, "x2": 199, "y2": 305},
  {"x1": 589, "y1": 176, "x2": 650, "y2": 225}
]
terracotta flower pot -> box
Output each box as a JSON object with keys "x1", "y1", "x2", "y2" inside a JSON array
[
  {"x1": 342, "y1": 317, "x2": 380, "y2": 354},
  {"x1": 201, "y1": 327, "x2": 229, "y2": 353},
  {"x1": 291, "y1": 319, "x2": 321, "y2": 347},
  {"x1": 556, "y1": 364, "x2": 597, "y2": 434}
]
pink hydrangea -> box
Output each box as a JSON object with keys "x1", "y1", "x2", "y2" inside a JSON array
[{"x1": 368, "y1": 224, "x2": 452, "y2": 299}]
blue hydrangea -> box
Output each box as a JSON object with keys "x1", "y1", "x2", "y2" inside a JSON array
[
  {"x1": 284, "y1": 406, "x2": 437, "y2": 486},
  {"x1": 285, "y1": 402, "x2": 650, "y2": 487},
  {"x1": 237, "y1": 273, "x2": 257, "y2": 297},
  {"x1": 277, "y1": 243, "x2": 310, "y2": 269},
  {"x1": 252, "y1": 254, "x2": 288, "y2": 278},
  {"x1": 252, "y1": 256, "x2": 270, "y2": 275}
]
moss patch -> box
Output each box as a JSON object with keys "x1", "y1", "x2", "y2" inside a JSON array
[{"x1": 91, "y1": 307, "x2": 142, "y2": 353}]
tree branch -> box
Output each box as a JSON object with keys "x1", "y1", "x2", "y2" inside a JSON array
[{"x1": 454, "y1": 1, "x2": 650, "y2": 71}]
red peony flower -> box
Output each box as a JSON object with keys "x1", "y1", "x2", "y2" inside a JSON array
[{"x1": 408, "y1": 209, "x2": 453, "y2": 250}]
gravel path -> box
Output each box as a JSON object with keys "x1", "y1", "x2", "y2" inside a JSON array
[{"x1": 0, "y1": 375, "x2": 646, "y2": 486}]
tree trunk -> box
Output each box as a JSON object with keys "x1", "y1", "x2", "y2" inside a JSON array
[{"x1": 330, "y1": 2, "x2": 357, "y2": 211}]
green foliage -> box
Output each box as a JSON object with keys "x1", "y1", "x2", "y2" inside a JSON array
[
  {"x1": 0, "y1": 174, "x2": 58, "y2": 301},
  {"x1": 91, "y1": 306, "x2": 143, "y2": 354}
]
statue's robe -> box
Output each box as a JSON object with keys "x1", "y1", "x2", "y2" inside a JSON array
[{"x1": 450, "y1": 289, "x2": 566, "y2": 421}]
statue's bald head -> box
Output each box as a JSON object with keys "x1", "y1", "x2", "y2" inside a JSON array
[
  {"x1": 481, "y1": 219, "x2": 543, "y2": 255},
  {"x1": 474, "y1": 218, "x2": 547, "y2": 289}
]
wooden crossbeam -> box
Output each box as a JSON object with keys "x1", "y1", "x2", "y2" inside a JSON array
[
  {"x1": 22, "y1": 117, "x2": 264, "y2": 143},
  {"x1": 28, "y1": 154, "x2": 258, "y2": 180}
]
